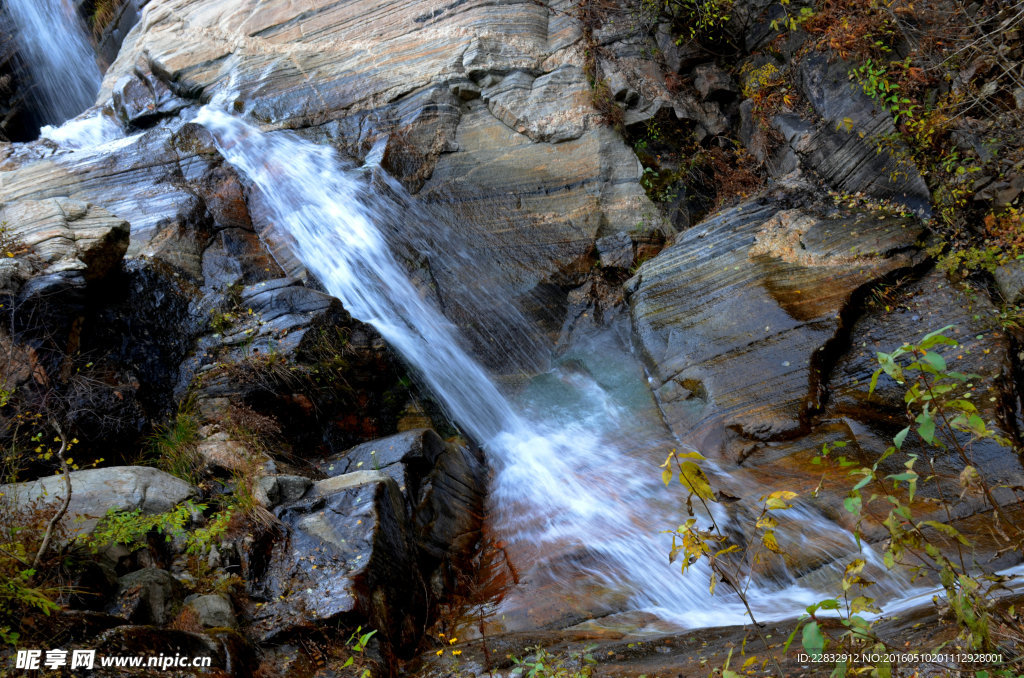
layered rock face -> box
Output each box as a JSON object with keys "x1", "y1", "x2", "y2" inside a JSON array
[{"x1": 0, "y1": 0, "x2": 1021, "y2": 675}]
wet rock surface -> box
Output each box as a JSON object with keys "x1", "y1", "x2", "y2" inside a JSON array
[
  {"x1": 251, "y1": 471, "x2": 420, "y2": 645},
  {"x1": 0, "y1": 0, "x2": 1021, "y2": 675},
  {"x1": 628, "y1": 183, "x2": 926, "y2": 458}
]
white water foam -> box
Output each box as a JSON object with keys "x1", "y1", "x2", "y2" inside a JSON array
[{"x1": 41, "y1": 112, "x2": 123, "y2": 149}]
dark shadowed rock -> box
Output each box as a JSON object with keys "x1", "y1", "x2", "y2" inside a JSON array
[
  {"x1": 316, "y1": 428, "x2": 486, "y2": 561},
  {"x1": 112, "y1": 60, "x2": 190, "y2": 130},
  {"x1": 110, "y1": 568, "x2": 185, "y2": 625},
  {"x1": 183, "y1": 593, "x2": 236, "y2": 629},
  {"x1": 251, "y1": 472, "x2": 421, "y2": 647},
  {"x1": 0, "y1": 198, "x2": 128, "y2": 341},
  {"x1": 994, "y1": 259, "x2": 1024, "y2": 305},
  {"x1": 779, "y1": 54, "x2": 931, "y2": 215}
]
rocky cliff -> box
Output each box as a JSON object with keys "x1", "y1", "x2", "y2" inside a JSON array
[{"x1": 0, "y1": 0, "x2": 1022, "y2": 676}]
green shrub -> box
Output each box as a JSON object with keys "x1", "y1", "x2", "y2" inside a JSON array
[{"x1": 148, "y1": 402, "x2": 201, "y2": 483}]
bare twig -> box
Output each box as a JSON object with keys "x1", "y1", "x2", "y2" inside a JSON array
[{"x1": 31, "y1": 422, "x2": 70, "y2": 570}]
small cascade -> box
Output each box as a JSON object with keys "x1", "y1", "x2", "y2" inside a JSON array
[
  {"x1": 6, "y1": 0, "x2": 102, "y2": 128},
  {"x1": 195, "y1": 107, "x2": 907, "y2": 628}
]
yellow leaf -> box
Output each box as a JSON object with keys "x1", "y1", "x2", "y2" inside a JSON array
[
  {"x1": 762, "y1": 530, "x2": 782, "y2": 553},
  {"x1": 678, "y1": 461, "x2": 716, "y2": 502},
  {"x1": 761, "y1": 490, "x2": 797, "y2": 511},
  {"x1": 675, "y1": 451, "x2": 706, "y2": 460},
  {"x1": 743, "y1": 656, "x2": 757, "y2": 669}
]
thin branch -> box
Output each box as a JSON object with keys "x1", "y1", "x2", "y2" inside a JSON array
[{"x1": 31, "y1": 422, "x2": 70, "y2": 570}]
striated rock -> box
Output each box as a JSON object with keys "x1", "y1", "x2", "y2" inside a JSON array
[
  {"x1": 419, "y1": 104, "x2": 651, "y2": 302},
  {"x1": 112, "y1": 59, "x2": 189, "y2": 130},
  {"x1": 829, "y1": 270, "x2": 1024, "y2": 494},
  {"x1": 0, "y1": 466, "x2": 196, "y2": 539},
  {"x1": 777, "y1": 54, "x2": 931, "y2": 214},
  {"x1": 627, "y1": 185, "x2": 924, "y2": 459},
  {"x1": 73, "y1": 0, "x2": 662, "y2": 301},
  {"x1": 0, "y1": 198, "x2": 128, "y2": 310},
  {"x1": 481, "y1": 66, "x2": 594, "y2": 143}
]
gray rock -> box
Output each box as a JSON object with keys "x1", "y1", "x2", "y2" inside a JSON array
[
  {"x1": 110, "y1": 568, "x2": 184, "y2": 625},
  {"x1": 995, "y1": 259, "x2": 1024, "y2": 305},
  {"x1": 595, "y1": 232, "x2": 635, "y2": 269},
  {"x1": 256, "y1": 475, "x2": 312, "y2": 508},
  {"x1": 789, "y1": 54, "x2": 931, "y2": 215},
  {"x1": 693, "y1": 63, "x2": 736, "y2": 100},
  {"x1": 0, "y1": 466, "x2": 196, "y2": 540},
  {"x1": 627, "y1": 186, "x2": 924, "y2": 458},
  {"x1": 316, "y1": 428, "x2": 447, "y2": 488},
  {"x1": 183, "y1": 593, "x2": 236, "y2": 628},
  {"x1": 112, "y1": 68, "x2": 188, "y2": 130},
  {"x1": 0, "y1": 198, "x2": 129, "y2": 348},
  {"x1": 93, "y1": 625, "x2": 232, "y2": 672},
  {"x1": 252, "y1": 472, "x2": 421, "y2": 647}
]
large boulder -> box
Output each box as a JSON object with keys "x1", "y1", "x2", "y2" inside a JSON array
[
  {"x1": 252, "y1": 430, "x2": 484, "y2": 649},
  {"x1": 0, "y1": 198, "x2": 128, "y2": 341},
  {"x1": 0, "y1": 466, "x2": 196, "y2": 539},
  {"x1": 250, "y1": 471, "x2": 421, "y2": 647},
  {"x1": 627, "y1": 183, "x2": 925, "y2": 459},
  {"x1": 774, "y1": 54, "x2": 931, "y2": 215},
  {"x1": 316, "y1": 428, "x2": 486, "y2": 561},
  {"x1": 109, "y1": 568, "x2": 185, "y2": 625}
]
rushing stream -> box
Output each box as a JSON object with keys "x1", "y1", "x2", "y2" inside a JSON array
[
  {"x1": 193, "y1": 106, "x2": 889, "y2": 628},
  {"x1": 6, "y1": 0, "x2": 101, "y2": 127}
]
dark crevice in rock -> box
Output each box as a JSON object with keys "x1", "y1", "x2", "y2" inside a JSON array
[{"x1": 803, "y1": 255, "x2": 937, "y2": 431}]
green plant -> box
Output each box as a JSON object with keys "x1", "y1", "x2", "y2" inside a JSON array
[
  {"x1": 89, "y1": 0, "x2": 120, "y2": 37},
  {"x1": 0, "y1": 497, "x2": 71, "y2": 645},
  {"x1": 83, "y1": 501, "x2": 231, "y2": 556},
  {"x1": 148, "y1": 403, "x2": 202, "y2": 484},
  {"x1": 0, "y1": 568, "x2": 60, "y2": 645},
  {"x1": 851, "y1": 58, "x2": 918, "y2": 124},
  {"x1": 937, "y1": 246, "x2": 1005, "y2": 277},
  {"x1": 769, "y1": 0, "x2": 814, "y2": 33},
  {"x1": 509, "y1": 644, "x2": 597, "y2": 678},
  {"x1": 661, "y1": 451, "x2": 787, "y2": 676},
  {"x1": 663, "y1": 0, "x2": 734, "y2": 42},
  {"x1": 663, "y1": 325, "x2": 1024, "y2": 676},
  {"x1": 341, "y1": 626, "x2": 377, "y2": 677},
  {"x1": 639, "y1": 166, "x2": 679, "y2": 203},
  {"x1": 787, "y1": 326, "x2": 1024, "y2": 675}
]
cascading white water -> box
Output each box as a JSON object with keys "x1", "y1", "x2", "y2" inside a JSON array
[
  {"x1": 195, "y1": 107, "x2": 903, "y2": 627},
  {"x1": 6, "y1": 0, "x2": 102, "y2": 127}
]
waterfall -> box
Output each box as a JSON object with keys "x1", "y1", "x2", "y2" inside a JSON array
[
  {"x1": 195, "y1": 107, "x2": 897, "y2": 628},
  {"x1": 6, "y1": 0, "x2": 102, "y2": 127}
]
